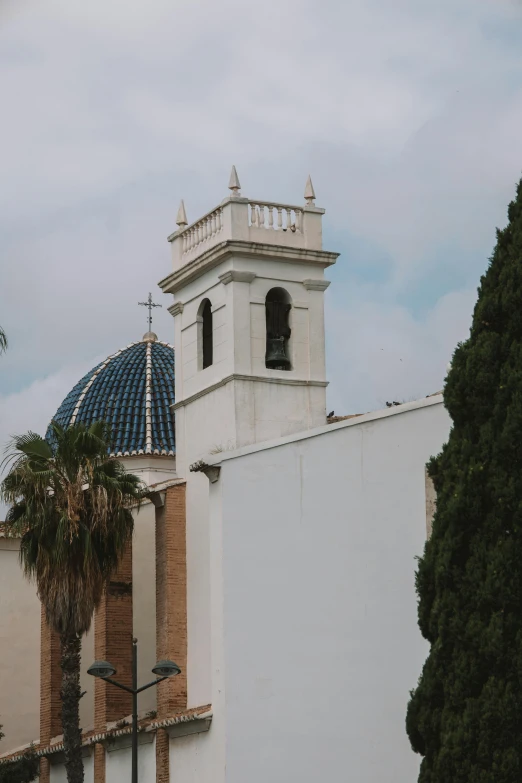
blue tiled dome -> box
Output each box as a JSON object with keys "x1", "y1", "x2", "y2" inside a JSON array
[{"x1": 49, "y1": 334, "x2": 176, "y2": 457}]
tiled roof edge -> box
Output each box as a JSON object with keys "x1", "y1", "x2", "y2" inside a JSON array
[{"x1": 0, "y1": 706, "x2": 212, "y2": 763}]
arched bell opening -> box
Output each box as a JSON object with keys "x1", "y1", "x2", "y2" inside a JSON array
[
  {"x1": 198, "y1": 298, "x2": 213, "y2": 370},
  {"x1": 265, "y1": 287, "x2": 292, "y2": 371}
]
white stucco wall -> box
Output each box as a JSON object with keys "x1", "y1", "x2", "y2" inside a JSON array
[
  {"x1": 0, "y1": 538, "x2": 40, "y2": 752},
  {"x1": 169, "y1": 731, "x2": 215, "y2": 783},
  {"x1": 132, "y1": 500, "x2": 157, "y2": 714},
  {"x1": 50, "y1": 751, "x2": 93, "y2": 783},
  {"x1": 208, "y1": 397, "x2": 451, "y2": 783},
  {"x1": 105, "y1": 735, "x2": 155, "y2": 782}
]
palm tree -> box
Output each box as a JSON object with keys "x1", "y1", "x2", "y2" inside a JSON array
[
  {"x1": 1, "y1": 421, "x2": 144, "y2": 783},
  {"x1": 0, "y1": 325, "x2": 7, "y2": 354}
]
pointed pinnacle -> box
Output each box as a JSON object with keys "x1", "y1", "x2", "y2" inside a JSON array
[
  {"x1": 228, "y1": 165, "x2": 241, "y2": 195},
  {"x1": 304, "y1": 175, "x2": 316, "y2": 205},
  {"x1": 176, "y1": 200, "x2": 188, "y2": 227}
]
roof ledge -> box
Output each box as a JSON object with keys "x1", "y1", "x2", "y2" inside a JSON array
[{"x1": 189, "y1": 460, "x2": 221, "y2": 483}]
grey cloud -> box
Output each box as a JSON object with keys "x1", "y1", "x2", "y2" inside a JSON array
[
  {"x1": 1, "y1": 0, "x2": 522, "y2": 493},
  {"x1": 326, "y1": 285, "x2": 477, "y2": 414}
]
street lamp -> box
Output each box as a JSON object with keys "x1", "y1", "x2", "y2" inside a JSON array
[{"x1": 88, "y1": 638, "x2": 180, "y2": 783}]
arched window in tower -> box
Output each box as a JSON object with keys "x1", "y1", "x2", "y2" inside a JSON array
[
  {"x1": 265, "y1": 287, "x2": 292, "y2": 370},
  {"x1": 199, "y1": 298, "x2": 213, "y2": 369}
]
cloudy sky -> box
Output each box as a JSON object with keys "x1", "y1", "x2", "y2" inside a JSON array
[{"x1": 1, "y1": 0, "x2": 522, "y2": 479}]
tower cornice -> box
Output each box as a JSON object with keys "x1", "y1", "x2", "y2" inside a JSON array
[{"x1": 158, "y1": 240, "x2": 338, "y2": 295}]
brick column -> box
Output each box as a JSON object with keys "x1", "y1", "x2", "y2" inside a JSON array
[
  {"x1": 93, "y1": 541, "x2": 133, "y2": 783},
  {"x1": 93, "y1": 743, "x2": 106, "y2": 783},
  {"x1": 156, "y1": 483, "x2": 187, "y2": 718},
  {"x1": 40, "y1": 606, "x2": 62, "y2": 783},
  {"x1": 155, "y1": 728, "x2": 170, "y2": 783}
]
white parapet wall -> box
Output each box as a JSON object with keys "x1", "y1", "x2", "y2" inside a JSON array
[{"x1": 168, "y1": 196, "x2": 325, "y2": 270}]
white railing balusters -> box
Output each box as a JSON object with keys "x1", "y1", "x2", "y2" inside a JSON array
[
  {"x1": 179, "y1": 205, "x2": 224, "y2": 258},
  {"x1": 247, "y1": 201, "x2": 304, "y2": 233},
  {"x1": 178, "y1": 198, "x2": 308, "y2": 263}
]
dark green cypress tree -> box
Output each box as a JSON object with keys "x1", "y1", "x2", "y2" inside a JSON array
[{"x1": 406, "y1": 178, "x2": 522, "y2": 782}]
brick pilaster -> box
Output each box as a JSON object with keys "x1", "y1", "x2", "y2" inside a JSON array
[
  {"x1": 39, "y1": 758, "x2": 51, "y2": 783},
  {"x1": 93, "y1": 742, "x2": 106, "y2": 783},
  {"x1": 156, "y1": 483, "x2": 187, "y2": 717},
  {"x1": 40, "y1": 606, "x2": 62, "y2": 783},
  {"x1": 155, "y1": 728, "x2": 170, "y2": 783},
  {"x1": 93, "y1": 541, "x2": 133, "y2": 783},
  {"x1": 94, "y1": 541, "x2": 133, "y2": 727}
]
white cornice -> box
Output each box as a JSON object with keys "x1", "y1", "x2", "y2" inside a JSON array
[
  {"x1": 168, "y1": 302, "x2": 184, "y2": 317},
  {"x1": 218, "y1": 270, "x2": 257, "y2": 285},
  {"x1": 158, "y1": 240, "x2": 339, "y2": 295},
  {"x1": 303, "y1": 279, "x2": 331, "y2": 291},
  {"x1": 171, "y1": 373, "x2": 328, "y2": 411}
]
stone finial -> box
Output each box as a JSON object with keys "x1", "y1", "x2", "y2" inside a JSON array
[
  {"x1": 142, "y1": 331, "x2": 158, "y2": 342},
  {"x1": 304, "y1": 175, "x2": 316, "y2": 205},
  {"x1": 228, "y1": 165, "x2": 241, "y2": 196},
  {"x1": 176, "y1": 200, "x2": 188, "y2": 227}
]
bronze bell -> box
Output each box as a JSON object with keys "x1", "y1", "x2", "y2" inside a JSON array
[{"x1": 266, "y1": 336, "x2": 291, "y2": 370}]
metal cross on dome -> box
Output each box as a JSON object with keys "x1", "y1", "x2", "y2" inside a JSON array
[{"x1": 138, "y1": 292, "x2": 162, "y2": 330}]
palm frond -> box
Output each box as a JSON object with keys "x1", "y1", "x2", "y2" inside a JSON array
[
  {"x1": 1, "y1": 420, "x2": 141, "y2": 637},
  {"x1": 1, "y1": 431, "x2": 52, "y2": 472}
]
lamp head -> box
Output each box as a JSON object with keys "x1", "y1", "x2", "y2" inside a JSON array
[
  {"x1": 87, "y1": 661, "x2": 117, "y2": 679},
  {"x1": 151, "y1": 660, "x2": 181, "y2": 678}
]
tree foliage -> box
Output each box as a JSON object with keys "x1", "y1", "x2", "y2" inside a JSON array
[
  {"x1": 406, "y1": 178, "x2": 522, "y2": 781},
  {"x1": 1, "y1": 421, "x2": 144, "y2": 783},
  {"x1": 0, "y1": 753, "x2": 39, "y2": 783},
  {"x1": 0, "y1": 729, "x2": 39, "y2": 783},
  {"x1": 0, "y1": 326, "x2": 7, "y2": 354}
]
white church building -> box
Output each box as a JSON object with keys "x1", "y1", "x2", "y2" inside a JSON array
[{"x1": 0, "y1": 170, "x2": 451, "y2": 783}]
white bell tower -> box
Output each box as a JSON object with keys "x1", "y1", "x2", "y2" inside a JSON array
[
  {"x1": 159, "y1": 167, "x2": 338, "y2": 477},
  {"x1": 158, "y1": 169, "x2": 338, "y2": 708}
]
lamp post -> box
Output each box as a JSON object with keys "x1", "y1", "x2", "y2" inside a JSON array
[{"x1": 88, "y1": 638, "x2": 180, "y2": 783}]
